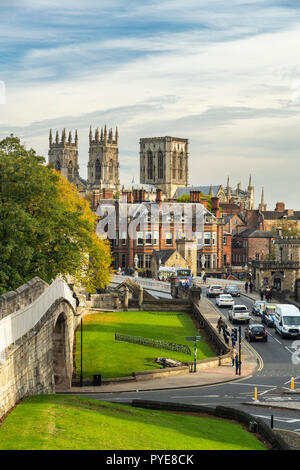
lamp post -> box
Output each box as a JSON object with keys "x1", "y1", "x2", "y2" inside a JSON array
[{"x1": 80, "y1": 317, "x2": 83, "y2": 387}]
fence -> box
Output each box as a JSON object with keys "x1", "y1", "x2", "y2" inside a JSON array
[
  {"x1": 0, "y1": 278, "x2": 76, "y2": 354},
  {"x1": 115, "y1": 333, "x2": 191, "y2": 355}
]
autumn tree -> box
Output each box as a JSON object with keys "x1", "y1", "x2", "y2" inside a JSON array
[{"x1": 0, "y1": 135, "x2": 112, "y2": 294}]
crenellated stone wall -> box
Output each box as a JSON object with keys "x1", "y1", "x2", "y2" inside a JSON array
[{"x1": 0, "y1": 280, "x2": 78, "y2": 420}]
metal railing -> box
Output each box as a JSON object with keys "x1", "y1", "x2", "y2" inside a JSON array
[{"x1": 0, "y1": 278, "x2": 76, "y2": 355}]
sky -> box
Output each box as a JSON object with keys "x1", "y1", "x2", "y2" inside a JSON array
[{"x1": 0, "y1": 0, "x2": 300, "y2": 208}]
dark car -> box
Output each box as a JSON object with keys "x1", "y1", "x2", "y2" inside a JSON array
[
  {"x1": 245, "y1": 324, "x2": 268, "y2": 342},
  {"x1": 223, "y1": 285, "x2": 241, "y2": 297},
  {"x1": 261, "y1": 305, "x2": 277, "y2": 327}
]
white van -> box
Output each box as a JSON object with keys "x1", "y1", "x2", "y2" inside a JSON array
[{"x1": 274, "y1": 304, "x2": 300, "y2": 338}]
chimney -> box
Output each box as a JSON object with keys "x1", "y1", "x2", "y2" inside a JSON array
[
  {"x1": 211, "y1": 197, "x2": 220, "y2": 218},
  {"x1": 200, "y1": 198, "x2": 208, "y2": 209},
  {"x1": 156, "y1": 188, "x2": 162, "y2": 203},
  {"x1": 275, "y1": 202, "x2": 285, "y2": 212}
]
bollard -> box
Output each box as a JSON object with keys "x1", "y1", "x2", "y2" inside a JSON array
[
  {"x1": 254, "y1": 387, "x2": 258, "y2": 401},
  {"x1": 291, "y1": 377, "x2": 295, "y2": 391},
  {"x1": 271, "y1": 415, "x2": 274, "y2": 429}
]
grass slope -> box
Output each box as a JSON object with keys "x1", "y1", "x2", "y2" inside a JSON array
[
  {"x1": 0, "y1": 395, "x2": 266, "y2": 450},
  {"x1": 76, "y1": 311, "x2": 214, "y2": 378}
]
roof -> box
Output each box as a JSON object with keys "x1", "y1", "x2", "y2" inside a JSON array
[
  {"x1": 174, "y1": 185, "x2": 222, "y2": 198},
  {"x1": 262, "y1": 211, "x2": 300, "y2": 220},
  {"x1": 235, "y1": 228, "x2": 274, "y2": 239},
  {"x1": 154, "y1": 249, "x2": 176, "y2": 264}
]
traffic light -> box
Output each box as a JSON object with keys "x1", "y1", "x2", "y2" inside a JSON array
[{"x1": 232, "y1": 328, "x2": 238, "y2": 342}]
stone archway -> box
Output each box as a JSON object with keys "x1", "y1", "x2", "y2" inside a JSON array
[{"x1": 52, "y1": 313, "x2": 70, "y2": 390}]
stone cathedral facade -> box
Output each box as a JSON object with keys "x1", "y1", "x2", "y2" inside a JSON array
[
  {"x1": 139, "y1": 136, "x2": 189, "y2": 199},
  {"x1": 48, "y1": 126, "x2": 120, "y2": 194}
]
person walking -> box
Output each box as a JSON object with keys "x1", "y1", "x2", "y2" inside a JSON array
[
  {"x1": 265, "y1": 287, "x2": 270, "y2": 303},
  {"x1": 217, "y1": 316, "x2": 225, "y2": 334},
  {"x1": 249, "y1": 281, "x2": 253, "y2": 294},
  {"x1": 231, "y1": 346, "x2": 237, "y2": 367},
  {"x1": 235, "y1": 352, "x2": 240, "y2": 375},
  {"x1": 269, "y1": 287, "x2": 273, "y2": 303},
  {"x1": 260, "y1": 288, "x2": 264, "y2": 301},
  {"x1": 245, "y1": 281, "x2": 249, "y2": 293}
]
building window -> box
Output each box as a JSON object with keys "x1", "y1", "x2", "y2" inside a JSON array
[
  {"x1": 147, "y1": 151, "x2": 154, "y2": 179},
  {"x1": 138, "y1": 254, "x2": 144, "y2": 268},
  {"x1": 121, "y1": 232, "x2": 127, "y2": 246},
  {"x1": 212, "y1": 232, "x2": 216, "y2": 246},
  {"x1": 145, "y1": 232, "x2": 152, "y2": 245},
  {"x1": 196, "y1": 232, "x2": 203, "y2": 247},
  {"x1": 158, "y1": 151, "x2": 164, "y2": 179},
  {"x1": 95, "y1": 159, "x2": 101, "y2": 182},
  {"x1": 166, "y1": 233, "x2": 173, "y2": 246},
  {"x1": 204, "y1": 232, "x2": 211, "y2": 245},
  {"x1": 137, "y1": 232, "x2": 144, "y2": 246},
  {"x1": 145, "y1": 254, "x2": 151, "y2": 268},
  {"x1": 223, "y1": 236, "x2": 227, "y2": 246},
  {"x1": 205, "y1": 254, "x2": 211, "y2": 268},
  {"x1": 178, "y1": 153, "x2": 183, "y2": 180},
  {"x1": 121, "y1": 254, "x2": 126, "y2": 268},
  {"x1": 172, "y1": 152, "x2": 177, "y2": 179},
  {"x1": 256, "y1": 253, "x2": 260, "y2": 260},
  {"x1": 153, "y1": 231, "x2": 158, "y2": 245},
  {"x1": 68, "y1": 161, "x2": 73, "y2": 180}
]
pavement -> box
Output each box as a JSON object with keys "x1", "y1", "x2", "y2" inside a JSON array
[{"x1": 69, "y1": 295, "x2": 259, "y2": 395}]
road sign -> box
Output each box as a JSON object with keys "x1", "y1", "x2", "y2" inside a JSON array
[{"x1": 185, "y1": 336, "x2": 202, "y2": 341}]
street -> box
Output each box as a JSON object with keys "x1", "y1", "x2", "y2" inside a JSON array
[{"x1": 79, "y1": 288, "x2": 300, "y2": 432}]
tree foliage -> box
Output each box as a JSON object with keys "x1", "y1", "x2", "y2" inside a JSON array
[
  {"x1": 0, "y1": 135, "x2": 112, "y2": 294},
  {"x1": 272, "y1": 219, "x2": 300, "y2": 237}
]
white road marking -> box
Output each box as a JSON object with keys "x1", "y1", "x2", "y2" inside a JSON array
[
  {"x1": 170, "y1": 395, "x2": 220, "y2": 398},
  {"x1": 232, "y1": 383, "x2": 276, "y2": 388},
  {"x1": 253, "y1": 414, "x2": 300, "y2": 424}
]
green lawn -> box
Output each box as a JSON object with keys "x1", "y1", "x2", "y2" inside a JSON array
[
  {"x1": 76, "y1": 311, "x2": 214, "y2": 378},
  {"x1": 0, "y1": 395, "x2": 266, "y2": 450}
]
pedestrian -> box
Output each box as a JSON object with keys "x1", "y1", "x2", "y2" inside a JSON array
[
  {"x1": 249, "y1": 281, "x2": 253, "y2": 293},
  {"x1": 230, "y1": 331, "x2": 236, "y2": 347},
  {"x1": 217, "y1": 316, "x2": 224, "y2": 334},
  {"x1": 260, "y1": 288, "x2": 264, "y2": 301},
  {"x1": 72, "y1": 291, "x2": 80, "y2": 309},
  {"x1": 245, "y1": 281, "x2": 249, "y2": 293},
  {"x1": 265, "y1": 287, "x2": 270, "y2": 303},
  {"x1": 235, "y1": 353, "x2": 240, "y2": 375},
  {"x1": 198, "y1": 287, "x2": 202, "y2": 301},
  {"x1": 203, "y1": 274, "x2": 207, "y2": 284},
  {"x1": 231, "y1": 346, "x2": 237, "y2": 367},
  {"x1": 269, "y1": 287, "x2": 273, "y2": 302}
]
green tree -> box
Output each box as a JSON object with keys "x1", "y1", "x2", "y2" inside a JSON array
[
  {"x1": 0, "y1": 135, "x2": 112, "y2": 294},
  {"x1": 272, "y1": 220, "x2": 300, "y2": 237}
]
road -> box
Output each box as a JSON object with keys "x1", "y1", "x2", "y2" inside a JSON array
[{"x1": 79, "y1": 288, "x2": 300, "y2": 432}]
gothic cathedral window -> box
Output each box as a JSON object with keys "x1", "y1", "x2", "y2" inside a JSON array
[
  {"x1": 148, "y1": 151, "x2": 153, "y2": 180},
  {"x1": 158, "y1": 151, "x2": 164, "y2": 180},
  {"x1": 95, "y1": 159, "x2": 101, "y2": 182}
]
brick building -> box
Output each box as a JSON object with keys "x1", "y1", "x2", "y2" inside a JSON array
[
  {"x1": 98, "y1": 189, "x2": 225, "y2": 277},
  {"x1": 232, "y1": 228, "x2": 275, "y2": 266}
]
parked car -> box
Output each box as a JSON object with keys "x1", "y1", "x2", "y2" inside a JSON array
[
  {"x1": 274, "y1": 304, "x2": 300, "y2": 338},
  {"x1": 245, "y1": 324, "x2": 268, "y2": 342},
  {"x1": 207, "y1": 285, "x2": 223, "y2": 298},
  {"x1": 223, "y1": 285, "x2": 241, "y2": 297},
  {"x1": 228, "y1": 305, "x2": 251, "y2": 324},
  {"x1": 252, "y1": 301, "x2": 266, "y2": 316},
  {"x1": 216, "y1": 294, "x2": 235, "y2": 308},
  {"x1": 261, "y1": 304, "x2": 277, "y2": 327}
]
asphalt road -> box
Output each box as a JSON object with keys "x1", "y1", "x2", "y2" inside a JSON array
[{"x1": 79, "y1": 289, "x2": 300, "y2": 432}]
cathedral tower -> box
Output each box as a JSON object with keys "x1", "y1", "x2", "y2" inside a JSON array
[
  {"x1": 139, "y1": 136, "x2": 189, "y2": 199},
  {"x1": 87, "y1": 125, "x2": 120, "y2": 192},
  {"x1": 48, "y1": 129, "x2": 80, "y2": 184}
]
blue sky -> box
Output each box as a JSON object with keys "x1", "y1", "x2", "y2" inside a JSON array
[{"x1": 1, "y1": 0, "x2": 300, "y2": 207}]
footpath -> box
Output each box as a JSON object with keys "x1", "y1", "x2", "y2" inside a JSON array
[{"x1": 70, "y1": 294, "x2": 259, "y2": 394}]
